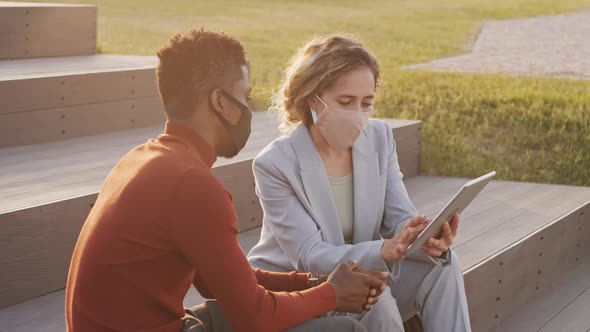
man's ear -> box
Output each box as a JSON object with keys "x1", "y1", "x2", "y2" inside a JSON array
[
  {"x1": 209, "y1": 88, "x2": 241, "y2": 126},
  {"x1": 209, "y1": 89, "x2": 223, "y2": 114}
]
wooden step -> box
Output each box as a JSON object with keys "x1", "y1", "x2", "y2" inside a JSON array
[
  {"x1": 1, "y1": 175, "x2": 587, "y2": 332},
  {"x1": 177, "y1": 176, "x2": 590, "y2": 326},
  {"x1": 459, "y1": 189, "x2": 589, "y2": 331},
  {"x1": 0, "y1": 227, "x2": 262, "y2": 332},
  {"x1": 0, "y1": 116, "x2": 422, "y2": 308},
  {"x1": 0, "y1": 55, "x2": 163, "y2": 148},
  {"x1": 0, "y1": 2, "x2": 96, "y2": 59},
  {"x1": 494, "y1": 256, "x2": 590, "y2": 331}
]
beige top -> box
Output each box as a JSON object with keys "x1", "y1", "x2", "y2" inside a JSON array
[{"x1": 328, "y1": 173, "x2": 354, "y2": 244}]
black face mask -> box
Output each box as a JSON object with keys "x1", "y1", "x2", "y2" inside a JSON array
[{"x1": 210, "y1": 89, "x2": 252, "y2": 158}]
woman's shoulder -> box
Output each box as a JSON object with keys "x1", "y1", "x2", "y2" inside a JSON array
[
  {"x1": 366, "y1": 118, "x2": 392, "y2": 135},
  {"x1": 253, "y1": 133, "x2": 297, "y2": 171},
  {"x1": 364, "y1": 118, "x2": 395, "y2": 150}
]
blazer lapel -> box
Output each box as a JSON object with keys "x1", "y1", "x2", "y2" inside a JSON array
[
  {"x1": 352, "y1": 131, "x2": 380, "y2": 244},
  {"x1": 290, "y1": 125, "x2": 345, "y2": 246}
]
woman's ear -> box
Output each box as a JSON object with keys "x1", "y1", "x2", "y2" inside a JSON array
[{"x1": 305, "y1": 94, "x2": 317, "y2": 111}]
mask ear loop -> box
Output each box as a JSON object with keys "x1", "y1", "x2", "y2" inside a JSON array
[{"x1": 311, "y1": 94, "x2": 329, "y2": 124}]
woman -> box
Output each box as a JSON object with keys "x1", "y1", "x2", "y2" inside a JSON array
[{"x1": 248, "y1": 35, "x2": 471, "y2": 332}]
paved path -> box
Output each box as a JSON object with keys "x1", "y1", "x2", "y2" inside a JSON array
[{"x1": 405, "y1": 11, "x2": 590, "y2": 79}]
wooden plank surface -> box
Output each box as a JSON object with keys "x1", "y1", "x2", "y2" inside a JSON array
[
  {"x1": 212, "y1": 159, "x2": 263, "y2": 232},
  {"x1": 0, "y1": 2, "x2": 95, "y2": 7},
  {"x1": 0, "y1": 176, "x2": 590, "y2": 331},
  {"x1": 0, "y1": 8, "x2": 10, "y2": 60},
  {"x1": 404, "y1": 176, "x2": 590, "y2": 270},
  {"x1": 0, "y1": 241, "x2": 75, "y2": 310},
  {"x1": 9, "y1": 5, "x2": 96, "y2": 59},
  {"x1": 0, "y1": 55, "x2": 157, "y2": 80},
  {"x1": 455, "y1": 188, "x2": 590, "y2": 271},
  {"x1": 402, "y1": 176, "x2": 590, "y2": 332},
  {"x1": 0, "y1": 193, "x2": 94, "y2": 263},
  {"x1": 495, "y1": 256, "x2": 590, "y2": 332},
  {"x1": 1, "y1": 178, "x2": 589, "y2": 331},
  {"x1": 463, "y1": 202, "x2": 590, "y2": 332},
  {"x1": 0, "y1": 55, "x2": 161, "y2": 148},
  {"x1": 0, "y1": 226, "x2": 262, "y2": 332},
  {"x1": 537, "y1": 288, "x2": 590, "y2": 332},
  {"x1": 0, "y1": 4, "x2": 96, "y2": 60},
  {"x1": 389, "y1": 120, "x2": 421, "y2": 178},
  {"x1": 0, "y1": 116, "x2": 420, "y2": 212},
  {"x1": 0, "y1": 96, "x2": 166, "y2": 148},
  {"x1": 0, "y1": 289, "x2": 66, "y2": 332},
  {"x1": 0, "y1": 66, "x2": 158, "y2": 114},
  {"x1": 0, "y1": 116, "x2": 420, "y2": 308},
  {"x1": 0, "y1": 161, "x2": 263, "y2": 308},
  {"x1": 0, "y1": 112, "x2": 275, "y2": 212}
]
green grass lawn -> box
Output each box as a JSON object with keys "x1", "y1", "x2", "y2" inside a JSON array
[{"x1": 21, "y1": 0, "x2": 590, "y2": 185}]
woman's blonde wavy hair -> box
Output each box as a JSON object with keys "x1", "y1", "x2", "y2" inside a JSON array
[{"x1": 271, "y1": 34, "x2": 380, "y2": 132}]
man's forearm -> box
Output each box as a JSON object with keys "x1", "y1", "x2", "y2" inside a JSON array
[{"x1": 253, "y1": 268, "x2": 311, "y2": 292}]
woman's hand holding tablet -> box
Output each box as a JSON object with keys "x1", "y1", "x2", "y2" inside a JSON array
[
  {"x1": 421, "y1": 212, "x2": 460, "y2": 258},
  {"x1": 381, "y1": 215, "x2": 429, "y2": 262},
  {"x1": 407, "y1": 171, "x2": 497, "y2": 256}
]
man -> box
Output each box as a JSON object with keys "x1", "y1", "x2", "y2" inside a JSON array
[{"x1": 65, "y1": 28, "x2": 392, "y2": 332}]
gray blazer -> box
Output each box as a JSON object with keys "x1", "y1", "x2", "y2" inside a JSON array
[{"x1": 247, "y1": 119, "x2": 450, "y2": 277}]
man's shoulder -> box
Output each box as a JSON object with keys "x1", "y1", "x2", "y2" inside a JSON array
[{"x1": 116, "y1": 142, "x2": 221, "y2": 194}]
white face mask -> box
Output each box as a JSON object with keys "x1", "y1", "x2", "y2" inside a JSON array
[{"x1": 311, "y1": 94, "x2": 373, "y2": 149}]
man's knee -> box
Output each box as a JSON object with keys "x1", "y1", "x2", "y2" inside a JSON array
[{"x1": 184, "y1": 301, "x2": 232, "y2": 332}]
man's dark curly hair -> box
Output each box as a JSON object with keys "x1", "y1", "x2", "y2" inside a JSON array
[{"x1": 156, "y1": 28, "x2": 247, "y2": 118}]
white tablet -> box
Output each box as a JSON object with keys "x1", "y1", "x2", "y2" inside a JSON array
[{"x1": 406, "y1": 171, "x2": 496, "y2": 255}]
